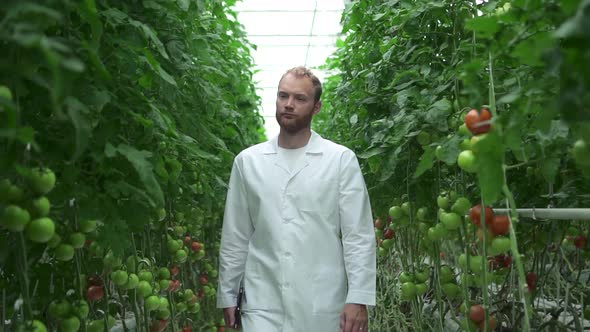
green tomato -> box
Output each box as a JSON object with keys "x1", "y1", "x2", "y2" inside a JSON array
[
  {"x1": 415, "y1": 270, "x2": 430, "y2": 283},
  {"x1": 388, "y1": 206, "x2": 403, "y2": 219},
  {"x1": 435, "y1": 223, "x2": 448, "y2": 238},
  {"x1": 137, "y1": 280, "x2": 153, "y2": 298},
  {"x1": 459, "y1": 123, "x2": 471, "y2": 136},
  {"x1": 48, "y1": 299, "x2": 72, "y2": 319},
  {"x1": 469, "y1": 256, "x2": 484, "y2": 273},
  {"x1": 188, "y1": 302, "x2": 201, "y2": 313},
  {"x1": 460, "y1": 138, "x2": 472, "y2": 151},
  {"x1": 435, "y1": 145, "x2": 444, "y2": 160},
  {"x1": 415, "y1": 283, "x2": 428, "y2": 296},
  {"x1": 59, "y1": 316, "x2": 80, "y2": 332},
  {"x1": 175, "y1": 249, "x2": 188, "y2": 263},
  {"x1": 0, "y1": 85, "x2": 13, "y2": 100},
  {"x1": 458, "y1": 253, "x2": 468, "y2": 270},
  {"x1": 401, "y1": 202, "x2": 412, "y2": 216},
  {"x1": 427, "y1": 227, "x2": 440, "y2": 242},
  {"x1": 111, "y1": 270, "x2": 129, "y2": 286},
  {"x1": 30, "y1": 197, "x2": 51, "y2": 218},
  {"x1": 0, "y1": 180, "x2": 24, "y2": 203},
  {"x1": 439, "y1": 265, "x2": 455, "y2": 283},
  {"x1": 26, "y1": 218, "x2": 55, "y2": 243},
  {"x1": 176, "y1": 302, "x2": 187, "y2": 313},
  {"x1": 16, "y1": 320, "x2": 47, "y2": 332},
  {"x1": 167, "y1": 239, "x2": 181, "y2": 253},
  {"x1": 451, "y1": 197, "x2": 471, "y2": 216},
  {"x1": 381, "y1": 239, "x2": 394, "y2": 250},
  {"x1": 573, "y1": 139, "x2": 590, "y2": 166},
  {"x1": 442, "y1": 283, "x2": 461, "y2": 298},
  {"x1": 54, "y1": 244, "x2": 75, "y2": 261},
  {"x1": 47, "y1": 233, "x2": 61, "y2": 248},
  {"x1": 103, "y1": 250, "x2": 122, "y2": 269},
  {"x1": 159, "y1": 279, "x2": 171, "y2": 291},
  {"x1": 86, "y1": 320, "x2": 104, "y2": 332},
  {"x1": 399, "y1": 272, "x2": 414, "y2": 283},
  {"x1": 145, "y1": 295, "x2": 161, "y2": 311},
  {"x1": 27, "y1": 167, "x2": 56, "y2": 195},
  {"x1": 125, "y1": 273, "x2": 139, "y2": 289},
  {"x1": 158, "y1": 267, "x2": 171, "y2": 280},
  {"x1": 416, "y1": 207, "x2": 428, "y2": 221},
  {"x1": 138, "y1": 270, "x2": 153, "y2": 282},
  {"x1": 491, "y1": 237, "x2": 511, "y2": 254},
  {"x1": 72, "y1": 300, "x2": 89, "y2": 319},
  {"x1": 69, "y1": 232, "x2": 86, "y2": 248},
  {"x1": 400, "y1": 282, "x2": 416, "y2": 299},
  {"x1": 441, "y1": 212, "x2": 462, "y2": 230},
  {"x1": 437, "y1": 195, "x2": 449, "y2": 209},
  {"x1": 1, "y1": 205, "x2": 31, "y2": 232},
  {"x1": 458, "y1": 150, "x2": 477, "y2": 173}
]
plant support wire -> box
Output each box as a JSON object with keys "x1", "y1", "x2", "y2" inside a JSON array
[{"x1": 492, "y1": 208, "x2": 590, "y2": 221}]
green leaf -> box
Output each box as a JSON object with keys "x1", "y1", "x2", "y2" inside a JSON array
[
  {"x1": 65, "y1": 97, "x2": 92, "y2": 161},
  {"x1": 177, "y1": 0, "x2": 190, "y2": 11},
  {"x1": 143, "y1": 49, "x2": 177, "y2": 86},
  {"x1": 413, "y1": 146, "x2": 435, "y2": 178},
  {"x1": 438, "y1": 135, "x2": 462, "y2": 165},
  {"x1": 114, "y1": 144, "x2": 164, "y2": 208},
  {"x1": 537, "y1": 120, "x2": 569, "y2": 143},
  {"x1": 465, "y1": 16, "x2": 500, "y2": 38},
  {"x1": 358, "y1": 147, "x2": 385, "y2": 159},
  {"x1": 541, "y1": 157, "x2": 560, "y2": 185},
  {"x1": 475, "y1": 132, "x2": 505, "y2": 205},
  {"x1": 425, "y1": 98, "x2": 451, "y2": 130}
]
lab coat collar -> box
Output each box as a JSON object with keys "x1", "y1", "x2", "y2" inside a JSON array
[{"x1": 262, "y1": 130, "x2": 324, "y2": 155}]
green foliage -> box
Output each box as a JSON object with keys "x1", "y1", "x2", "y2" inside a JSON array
[
  {"x1": 0, "y1": 0, "x2": 263, "y2": 329},
  {"x1": 315, "y1": 0, "x2": 590, "y2": 330}
]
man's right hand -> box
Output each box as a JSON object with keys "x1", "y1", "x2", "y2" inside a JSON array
[{"x1": 223, "y1": 306, "x2": 241, "y2": 329}]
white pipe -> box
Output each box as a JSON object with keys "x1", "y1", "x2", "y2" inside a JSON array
[{"x1": 492, "y1": 208, "x2": 590, "y2": 220}]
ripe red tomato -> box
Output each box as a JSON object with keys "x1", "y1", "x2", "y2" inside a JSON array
[
  {"x1": 383, "y1": 228, "x2": 394, "y2": 239},
  {"x1": 491, "y1": 215, "x2": 510, "y2": 235},
  {"x1": 170, "y1": 265, "x2": 180, "y2": 277},
  {"x1": 469, "y1": 304, "x2": 485, "y2": 322},
  {"x1": 526, "y1": 271, "x2": 538, "y2": 292},
  {"x1": 86, "y1": 285, "x2": 104, "y2": 302},
  {"x1": 575, "y1": 235, "x2": 587, "y2": 249},
  {"x1": 374, "y1": 218, "x2": 384, "y2": 229},
  {"x1": 182, "y1": 326, "x2": 192, "y2": 332},
  {"x1": 199, "y1": 275, "x2": 209, "y2": 285},
  {"x1": 191, "y1": 241, "x2": 202, "y2": 252},
  {"x1": 184, "y1": 236, "x2": 192, "y2": 246},
  {"x1": 469, "y1": 204, "x2": 495, "y2": 227},
  {"x1": 478, "y1": 316, "x2": 497, "y2": 331},
  {"x1": 465, "y1": 108, "x2": 492, "y2": 135}
]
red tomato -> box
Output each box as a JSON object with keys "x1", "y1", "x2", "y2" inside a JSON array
[
  {"x1": 86, "y1": 285, "x2": 104, "y2": 302},
  {"x1": 182, "y1": 326, "x2": 192, "y2": 332},
  {"x1": 374, "y1": 218, "x2": 384, "y2": 230},
  {"x1": 170, "y1": 265, "x2": 180, "y2": 277},
  {"x1": 191, "y1": 241, "x2": 202, "y2": 252},
  {"x1": 469, "y1": 304, "x2": 485, "y2": 322},
  {"x1": 491, "y1": 215, "x2": 510, "y2": 235},
  {"x1": 383, "y1": 228, "x2": 395, "y2": 239},
  {"x1": 199, "y1": 275, "x2": 209, "y2": 285},
  {"x1": 526, "y1": 272, "x2": 538, "y2": 291},
  {"x1": 575, "y1": 235, "x2": 587, "y2": 249},
  {"x1": 183, "y1": 236, "x2": 192, "y2": 247},
  {"x1": 469, "y1": 204, "x2": 495, "y2": 227},
  {"x1": 478, "y1": 316, "x2": 497, "y2": 331},
  {"x1": 465, "y1": 108, "x2": 492, "y2": 135}
]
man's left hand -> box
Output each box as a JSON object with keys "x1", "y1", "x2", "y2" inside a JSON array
[{"x1": 340, "y1": 303, "x2": 368, "y2": 332}]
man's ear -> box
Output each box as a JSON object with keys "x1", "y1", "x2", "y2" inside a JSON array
[{"x1": 313, "y1": 100, "x2": 322, "y2": 115}]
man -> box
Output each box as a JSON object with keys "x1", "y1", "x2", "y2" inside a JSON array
[{"x1": 216, "y1": 66, "x2": 376, "y2": 332}]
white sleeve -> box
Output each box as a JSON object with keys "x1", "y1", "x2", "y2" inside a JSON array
[
  {"x1": 216, "y1": 155, "x2": 254, "y2": 308},
  {"x1": 339, "y1": 149, "x2": 377, "y2": 306}
]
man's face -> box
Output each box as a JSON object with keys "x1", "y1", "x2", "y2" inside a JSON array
[{"x1": 275, "y1": 73, "x2": 321, "y2": 134}]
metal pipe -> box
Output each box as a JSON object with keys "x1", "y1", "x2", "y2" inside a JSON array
[{"x1": 492, "y1": 208, "x2": 590, "y2": 220}]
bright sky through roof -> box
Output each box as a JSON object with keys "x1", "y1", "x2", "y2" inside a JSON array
[{"x1": 233, "y1": 0, "x2": 347, "y2": 140}]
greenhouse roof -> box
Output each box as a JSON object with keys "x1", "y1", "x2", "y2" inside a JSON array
[{"x1": 233, "y1": 0, "x2": 346, "y2": 139}]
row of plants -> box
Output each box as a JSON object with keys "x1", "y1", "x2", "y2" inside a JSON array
[
  {"x1": 316, "y1": 0, "x2": 590, "y2": 331},
  {"x1": 0, "y1": 0, "x2": 263, "y2": 331}
]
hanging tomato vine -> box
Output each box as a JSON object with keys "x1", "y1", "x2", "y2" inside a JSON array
[
  {"x1": 0, "y1": 0, "x2": 263, "y2": 331},
  {"x1": 316, "y1": 0, "x2": 590, "y2": 331}
]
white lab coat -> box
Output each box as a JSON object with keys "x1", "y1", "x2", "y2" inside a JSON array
[{"x1": 216, "y1": 131, "x2": 376, "y2": 332}]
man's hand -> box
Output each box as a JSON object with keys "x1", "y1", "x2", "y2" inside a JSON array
[
  {"x1": 340, "y1": 303, "x2": 368, "y2": 332},
  {"x1": 223, "y1": 306, "x2": 241, "y2": 329}
]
